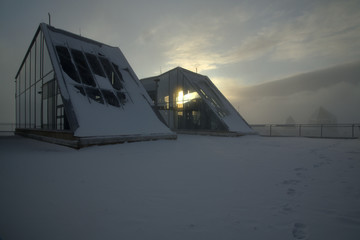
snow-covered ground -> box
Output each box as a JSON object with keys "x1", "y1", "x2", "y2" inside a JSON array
[{"x1": 0, "y1": 135, "x2": 359, "y2": 240}]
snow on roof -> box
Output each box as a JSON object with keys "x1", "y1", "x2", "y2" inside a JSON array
[{"x1": 42, "y1": 23, "x2": 174, "y2": 137}]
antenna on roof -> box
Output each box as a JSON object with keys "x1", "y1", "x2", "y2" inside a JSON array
[{"x1": 48, "y1": 13, "x2": 51, "y2": 26}]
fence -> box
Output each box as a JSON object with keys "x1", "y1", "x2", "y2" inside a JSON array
[
  {"x1": 251, "y1": 124, "x2": 360, "y2": 139},
  {"x1": 0, "y1": 123, "x2": 15, "y2": 136},
  {"x1": 1, "y1": 123, "x2": 360, "y2": 138}
]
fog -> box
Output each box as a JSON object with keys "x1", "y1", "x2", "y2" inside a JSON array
[{"x1": 232, "y1": 61, "x2": 360, "y2": 124}]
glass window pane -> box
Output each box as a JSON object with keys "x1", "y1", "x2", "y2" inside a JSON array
[
  {"x1": 112, "y1": 63, "x2": 124, "y2": 82},
  {"x1": 20, "y1": 68, "x2": 25, "y2": 94},
  {"x1": 42, "y1": 96, "x2": 48, "y2": 128},
  {"x1": 27, "y1": 58, "x2": 32, "y2": 127},
  {"x1": 116, "y1": 91, "x2": 127, "y2": 105},
  {"x1": 74, "y1": 85, "x2": 86, "y2": 96},
  {"x1": 71, "y1": 49, "x2": 96, "y2": 87},
  {"x1": 56, "y1": 88, "x2": 64, "y2": 130},
  {"x1": 99, "y1": 57, "x2": 122, "y2": 90},
  {"x1": 85, "y1": 53, "x2": 105, "y2": 77},
  {"x1": 85, "y1": 87, "x2": 104, "y2": 104},
  {"x1": 102, "y1": 90, "x2": 119, "y2": 107},
  {"x1": 55, "y1": 46, "x2": 80, "y2": 83},
  {"x1": 20, "y1": 93, "x2": 26, "y2": 128},
  {"x1": 36, "y1": 35, "x2": 41, "y2": 82},
  {"x1": 15, "y1": 77, "x2": 19, "y2": 128},
  {"x1": 43, "y1": 40, "x2": 53, "y2": 75},
  {"x1": 35, "y1": 80, "x2": 42, "y2": 128}
]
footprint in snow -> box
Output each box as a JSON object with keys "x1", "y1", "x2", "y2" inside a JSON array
[
  {"x1": 294, "y1": 167, "x2": 308, "y2": 172},
  {"x1": 281, "y1": 204, "x2": 293, "y2": 214},
  {"x1": 294, "y1": 167, "x2": 307, "y2": 177},
  {"x1": 287, "y1": 188, "x2": 296, "y2": 196},
  {"x1": 292, "y1": 222, "x2": 308, "y2": 239},
  {"x1": 283, "y1": 179, "x2": 300, "y2": 185}
]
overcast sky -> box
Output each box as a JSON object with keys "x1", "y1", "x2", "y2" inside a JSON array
[{"x1": 1, "y1": 0, "x2": 360, "y2": 123}]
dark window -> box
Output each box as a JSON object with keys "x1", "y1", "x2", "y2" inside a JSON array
[
  {"x1": 85, "y1": 53, "x2": 106, "y2": 77},
  {"x1": 71, "y1": 49, "x2": 96, "y2": 87},
  {"x1": 55, "y1": 46, "x2": 80, "y2": 83},
  {"x1": 147, "y1": 90, "x2": 156, "y2": 103},
  {"x1": 99, "y1": 57, "x2": 123, "y2": 90},
  {"x1": 42, "y1": 79, "x2": 56, "y2": 99},
  {"x1": 112, "y1": 63, "x2": 124, "y2": 82},
  {"x1": 116, "y1": 91, "x2": 127, "y2": 104},
  {"x1": 85, "y1": 87, "x2": 104, "y2": 104},
  {"x1": 102, "y1": 90, "x2": 120, "y2": 107},
  {"x1": 74, "y1": 85, "x2": 86, "y2": 96}
]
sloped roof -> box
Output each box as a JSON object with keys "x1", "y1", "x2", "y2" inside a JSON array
[
  {"x1": 38, "y1": 23, "x2": 174, "y2": 138},
  {"x1": 142, "y1": 67, "x2": 255, "y2": 134}
]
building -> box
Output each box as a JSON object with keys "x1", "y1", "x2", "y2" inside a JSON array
[
  {"x1": 141, "y1": 67, "x2": 255, "y2": 135},
  {"x1": 14, "y1": 23, "x2": 176, "y2": 148}
]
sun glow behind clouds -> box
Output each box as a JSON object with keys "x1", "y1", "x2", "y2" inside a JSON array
[{"x1": 157, "y1": 0, "x2": 360, "y2": 83}]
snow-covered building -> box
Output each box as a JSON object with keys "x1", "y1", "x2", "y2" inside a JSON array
[
  {"x1": 14, "y1": 23, "x2": 176, "y2": 148},
  {"x1": 141, "y1": 67, "x2": 255, "y2": 135}
]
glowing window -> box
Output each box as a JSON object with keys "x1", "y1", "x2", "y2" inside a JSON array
[
  {"x1": 164, "y1": 96, "x2": 169, "y2": 109},
  {"x1": 176, "y1": 90, "x2": 200, "y2": 108}
]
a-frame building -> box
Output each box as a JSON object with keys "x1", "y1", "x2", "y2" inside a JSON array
[
  {"x1": 15, "y1": 23, "x2": 176, "y2": 147},
  {"x1": 141, "y1": 67, "x2": 255, "y2": 135}
]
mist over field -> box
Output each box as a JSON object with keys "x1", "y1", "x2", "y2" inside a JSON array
[{"x1": 226, "y1": 61, "x2": 360, "y2": 124}]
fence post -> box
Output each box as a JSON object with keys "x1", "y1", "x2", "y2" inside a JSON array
[
  {"x1": 269, "y1": 125, "x2": 272, "y2": 136},
  {"x1": 352, "y1": 124, "x2": 355, "y2": 138},
  {"x1": 320, "y1": 124, "x2": 323, "y2": 138}
]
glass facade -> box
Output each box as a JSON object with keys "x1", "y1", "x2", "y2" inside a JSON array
[
  {"x1": 15, "y1": 30, "x2": 66, "y2": 130},
  {"x1": 53, "y1": 45, "x2": 128, "y2": 109},
  {"x1": 141, "y1": 68, "x2": 227, "y2": 131},
  {"x1": 15, "y1": 29, "x2": 130, "y2": 131},
  {"x1": 14, "y1": 23, "x2": 179, "y2": 144}
]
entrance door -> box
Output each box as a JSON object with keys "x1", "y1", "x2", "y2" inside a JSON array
[{"x1": 42, "y1": 79, "x2": 56, "y2": 129}]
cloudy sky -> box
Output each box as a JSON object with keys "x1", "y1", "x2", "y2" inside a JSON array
[{"x1": 1, "y1": 0, "x2": 360, "y2": 123}]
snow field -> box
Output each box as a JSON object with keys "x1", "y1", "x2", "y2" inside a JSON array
[{"x1": 0, "y1": 135, "x2": 359, "y2": 239}]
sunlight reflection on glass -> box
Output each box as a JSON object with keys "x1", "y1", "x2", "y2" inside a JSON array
[{"x1": 176, "y1": 90, "x2": 200, "y2": 108}]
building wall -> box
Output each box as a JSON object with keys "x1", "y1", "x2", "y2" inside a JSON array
[
  {"x1": 15, "y1": 29, "x2": 66, "y2": 130},
  {"x1": 142, "y1": 68, "x2": 227, "y2": 131}
]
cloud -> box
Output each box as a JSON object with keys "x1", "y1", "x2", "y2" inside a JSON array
[
  {"x1": 139, "y1": 5, "x2": 251, "y2": 72},
  {"x1": 156, "y1": 0, "x2": 360, "y2": 74},
  {"x1": 211, "y1": 76, "x2": 246, "y2": 103},
  {"x1": 237, "y1": 81, "x2": 360, "y2": 124},
  {"x1": 230, "y1": 61, "x2": 360, "y2": 124},
  {"x1": 238, "y1": 60, "x2": 360, "y2": 99},
  {"x1": 270, "y1": 0, "x2": 360, "y2": 61}
]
